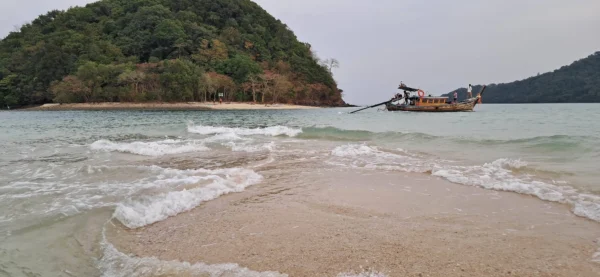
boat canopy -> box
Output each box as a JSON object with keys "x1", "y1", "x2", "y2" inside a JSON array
[{"x1": 398, "y1": 84, "x2": 419, "y2": 92}]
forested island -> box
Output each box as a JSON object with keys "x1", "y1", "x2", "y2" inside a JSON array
[
  {"x1": 445, "y1": 52, "x2": 600, "y2": 103},
  {"x1": 0, "y1": 0, "x2": 346, "y2": 108}
]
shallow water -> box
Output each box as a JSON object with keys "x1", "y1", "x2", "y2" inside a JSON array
[{"x1": 0, "y1": 104, "x2": 599, "y2": 276}]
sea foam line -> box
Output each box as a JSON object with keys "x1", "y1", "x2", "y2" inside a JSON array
[
  {"x1": 113, "y1": 167, "x2": 263, "y2": 229},
  {"x1": 330, "y1": 144, "x2": 600, "y2": 223},
  {"x1": 99, "y1": 224, "x2": 286, "y2": 277},
  {"x1": 336, "y1": 270, "x2": 388, "y2": 277},
  {"x1": 188, "y1": 124, "x2": 302, "y2": 137},
  {"x1": 90, "y1": 139, "x2": 209, "y2": 156},
  {"x1": 227, "y1": 141, "x2": 276, "y2": 153}
]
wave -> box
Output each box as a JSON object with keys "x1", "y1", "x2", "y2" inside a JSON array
[
  {"x1": 99, "y1": 228, "x2": 286, "y2": 277},
  {"x1": 455, "y1": 135, "x2": 598, "y2": 153},
  {"x1": 227, "y1": 141, "x2": 276, "y2": 153},
  {"x1": 330, "y1": 144, "x2": 600, "y2": 222},
  {"x1": 188, "y1": 124, "x2": 302, "y2": 137},
  {"x1": 297, "y1": 127, "x2": 597, "y2": 152},
  {"x1": 298, "y1": 127, "x2": 375, "y2": 141},
  {"x1": 1, "y1": 165, "x2": 260, "y2": 232},
  {"x1": 90, "y1": 139, "x2": 209, "y2": 156},
  {"x1": 299, "y1": 127, "x2": 436, "y2": 142},
  {"x1": 114, "y1": 167, "x2": 263, "y2": 228}
]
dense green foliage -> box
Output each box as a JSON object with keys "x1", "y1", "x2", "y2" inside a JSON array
[
  {"x1": 444, "y1": 52, "x2": 600, "y2": 103},
  {"x1": 0, "y1": 0, "x2": 344, "y2": 107}
]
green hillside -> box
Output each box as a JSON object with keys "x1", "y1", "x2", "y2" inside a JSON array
[
  {"x1": 444, "y1": 52, "x2": 600, "y2": 103},
  {"x1": 0, "y1": 0, "x2": 344, "y2": 107}
]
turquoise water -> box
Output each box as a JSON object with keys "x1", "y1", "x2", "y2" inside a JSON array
[{"x1": 0, "y1": 104, "x2": 599, "y2": 276}]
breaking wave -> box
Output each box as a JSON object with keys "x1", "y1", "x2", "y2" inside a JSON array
[
  {"x1": 90, "y1": 139, "x2": 209, "y2": 156},
  {"x1": 114, "y1": 167, "x2": 263, "y2": 228},
  {"x1": 99, "y1": 229, "x2": 286, "y2": 277},
  {"x1": 227, "y1": 142, "x2": 276, "y2": 153},
  {"x1": 330, "y1": 144, "x2": 600, "y2": 222},
  {"x1": 188, "y1": 124, "x2": 302, "y2": 137}
]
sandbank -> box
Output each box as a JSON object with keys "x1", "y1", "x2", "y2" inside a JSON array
[
  {"x1": 25, "y1": 102, "x2": 320, "y2": 111},
  {"x1": 107, "y1": 165, "x2": 600, "y2": 277}
]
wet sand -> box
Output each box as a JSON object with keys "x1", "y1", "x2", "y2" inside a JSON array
[
  {"x1": 26, "y1": 102, "x2": 320, "y2": 111},
  {"x1": 107, "y1": 163, "x2": 600, "y2": 277}
]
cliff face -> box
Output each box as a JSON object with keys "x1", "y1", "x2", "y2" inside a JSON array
[
  {"x1": 0, "y1": 0, "x2": 344, "y2": 106},
  {"x1": 443, "y1": 52, "x2": 600, "y2": 103}
]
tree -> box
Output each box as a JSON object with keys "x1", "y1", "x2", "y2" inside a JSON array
[
  {"x1": 154, "y1": 19, "x2": 187, "y2": 48},
  {"x1": 245, "y1": 74, "x2": 261, "y2": 103},
  {"x1": 321, "y1": 58, "x2": 340, "y2": 75},
  {"x1": 217, "y1": 54, "x2": 263, "y2": 84},
  {"x1": 0, "y1": 74, "x2": 18, "y2": 107},
  {"x1": 159, "y1": 59, "x2": 202, "y2": 102},
  {"x1": 192, "y1": 39, "x2": 228, "y2": 66},
  {"x1": 50, "y1": 76, "x2": 91, "y2": 103},
  {"x1": 75, "y1": 62, "x2": 102, "y2": 102},
  {"x1": 259, "y1": 72, "x2": 276, "y2": 103},
  {"x1": 118, "y1": 70, "x2": 146, "y2": 100},
  {"x1": 201, "y1": 72, "x2": 217, "y2": 102},
  {"x1": 272, "y1": 74, "x2": 292, "y2": 103}
]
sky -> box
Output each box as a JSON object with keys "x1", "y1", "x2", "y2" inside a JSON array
[{"x1": 1, "y1": 0, "x2": 599, "y2": 105}]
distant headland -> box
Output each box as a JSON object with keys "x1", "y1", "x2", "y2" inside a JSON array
[{"x1": 444, "y1": 52, "x2": 600, "y2": 103}]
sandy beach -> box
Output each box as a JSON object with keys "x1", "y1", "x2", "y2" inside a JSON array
[
  {"x1": 108, "y1": 165, "x2": 600, "y2": 277},
  {"x1": 26, "y1": 102, "x2": 320, "y2": 111}
]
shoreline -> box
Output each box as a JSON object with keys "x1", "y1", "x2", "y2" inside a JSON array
[
  {"x1": 107, "y1": 167, "x2": 600, "y2": 277},
  {"x1": 23, "y1": 102, "x2": 323, "y2": 111}
]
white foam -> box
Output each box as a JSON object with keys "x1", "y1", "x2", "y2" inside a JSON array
[
  {"x1": 188, "y1": 124, "x2": 302, "y2": 137},
  {"x1": 337, "y1": 271, "x2": 388, "y2": 277},
  {"x1": 330, "y1": 144, "x2": 600, "y2": 223},
  {"x1": 204, "y1": 132, "x2": 247, "y2": 143},
  {"x1": 114, "y1": 168, "x2": 263, "y2": 228},
  {"x1": 1, "y1": 165, "x2": 263, "y2": 231},
  {"x1": 90, "y1": 139, "x2": 209, "y2": 156},
  {"x1": 331, "y1": 144, "x2": 379, "y2": 157},
  {"x1": 330, "y1": 144, "x2": 428, "y2": 173},
  {"x1": 228, "y1": 142, "x2": 276, "y2": 153},
  {"x1": 491, "y1": 158, "x2": 528, "y2": 169},
  {"x1": 99, "y1": 229, "x2": 286, "y2": 277},
  {"x1": 593, "y1": 239, "x2": 600, "y2": 263}
]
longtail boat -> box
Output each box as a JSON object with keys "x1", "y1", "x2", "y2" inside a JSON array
[
  {"x1": 349, "y1": 84, "x2": 486, "y2": 114},
  {"x1": 386, "y1": 84, "x2": 486, "y2": 112}
]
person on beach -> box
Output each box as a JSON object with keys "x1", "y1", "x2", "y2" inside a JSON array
[
  {"x1": 467, "y1": 84, "x2": 473, "y2": 98},
  {"x1": 453, "y1": 91, "x2": 458, "y2": 103}
]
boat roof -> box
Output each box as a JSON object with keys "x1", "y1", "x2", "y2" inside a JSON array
[{"x1": 398, "y1": 84, "x2": 419, "y2": 92}]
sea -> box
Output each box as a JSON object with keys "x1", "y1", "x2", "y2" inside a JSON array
[{"x1": 0, "y1": 104, "x2": 599, "y2": 277}]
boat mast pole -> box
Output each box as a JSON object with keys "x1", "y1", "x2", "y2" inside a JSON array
[{"x1": 349, "y1": 99, "x2": 393, "y2": 114}]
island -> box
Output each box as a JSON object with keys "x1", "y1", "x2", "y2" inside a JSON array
[{"x1": 0, "y1": 0, "x2": 346, "y2": 110}]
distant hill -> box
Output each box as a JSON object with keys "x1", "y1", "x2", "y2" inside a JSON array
[
  {"x1": 0, "y1": 0, "x2": 344, "y2": 107},
  {"x1": 444, "y1": 52, "x2": 600, "y2": 103}
]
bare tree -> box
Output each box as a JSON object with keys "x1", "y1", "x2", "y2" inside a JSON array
[
  {"x1": 248, "y1": 75, "x2": 261, "y2": 103},
  {"x1": 321, "y1": 58, "x2": 340, "y2": 74}
]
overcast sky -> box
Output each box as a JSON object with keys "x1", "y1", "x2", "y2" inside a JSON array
[{"x1": 2, "y1": 0, "x2": 599, "y2": 104}]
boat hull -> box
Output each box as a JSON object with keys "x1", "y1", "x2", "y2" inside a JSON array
[{"x1": 386, "y1": 98, "x2": 479, "y2": 112}]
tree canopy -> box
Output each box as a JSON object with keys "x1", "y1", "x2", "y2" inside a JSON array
[
  {"x1": 0, "y1": 0, "x2": 345, "y2": 107},
  {"x1": 443, "y1": 52, "x2": 600, "y2": 103}
]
